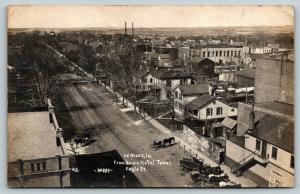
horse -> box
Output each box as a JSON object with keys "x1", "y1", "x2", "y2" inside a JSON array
[{"x1": 163, "y1": 137, "x2": 175, "y2": 146}]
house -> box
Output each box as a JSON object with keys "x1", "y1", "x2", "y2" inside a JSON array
[
  {"x1": 174, "y1": 84, "x2": 209, "y2": 116},
  {"x1": 157, "y1": 54, "x2": 172, "y2": 67},
  {"x1": 219, "y1": 71, "x2": 236, "y2": 83},
  {"x1": 190, "y1": 58, "x2": 216, "y2": 80},
  {"x1": 222, "y1": 117, "x2": 238, "y2": 138},
  {"x1": 225, "y1": 102, "x2": 294, "y2": 187},
  {"x1": 8, "y1": 110, "x2": 71, "y2": 187},
  {"x1": 234, "y1": 68, "x2": 255, "y2": 87},
  {"x1": 141, "y1": 69, "x2": 193, "y2": 100},
  {"x1": 185, "y1": 94, "x2": 237, "y2": 122},
  {"x1": 184, "y1": 94, "x2": 237, "y2": 137}
]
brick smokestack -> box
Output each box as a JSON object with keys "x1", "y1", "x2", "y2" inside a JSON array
[{"x1": 132, "y1": 22, "x2": 134, "y2": 39}]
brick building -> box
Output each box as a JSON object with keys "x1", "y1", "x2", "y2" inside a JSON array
[
  {"x1": 254, "y1": 53, "x2": 294, "y2": 105},
  {"x1": 8, "y1": 111, "x2": 71, "y2": 187}
]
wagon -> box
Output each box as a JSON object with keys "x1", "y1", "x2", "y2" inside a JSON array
[
  {"x1": 72, "y1": 134, "x2": 91, "y2": 147},
  {"x1": 180, "y1": 157, "x2": 204, "y2": 171},
  {"x1": 151, "y1": 136, "x2": 175, "y2": 150}
]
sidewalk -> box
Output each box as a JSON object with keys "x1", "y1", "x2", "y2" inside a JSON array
[{"x1": 98, "y1": 80, "x2": 257, "y2": 187}]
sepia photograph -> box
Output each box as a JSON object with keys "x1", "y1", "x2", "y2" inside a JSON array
[{"x1": 7, "y1": 5, "x2": 294, "y2": 188}]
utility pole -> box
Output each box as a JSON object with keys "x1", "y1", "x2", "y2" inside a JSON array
[{"x1": 245, "y1": 82, "x2": 248, "y2": 104}]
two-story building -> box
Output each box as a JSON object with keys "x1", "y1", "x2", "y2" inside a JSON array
[
  {"x1": 190, "y1": 45, "x2": 250, "y2": 64},
  {"x1": 185, "y1": 94, "x2": 237, "y2": 121},
  {"x1": 173, "y1": 84, "x2": 209, "y2": 116},
  {"x1": 225, "y1": 102, "x2": 294, "y2": 187},
  {"x1": 185, "y1": 94, "x2": 238, "y2": 137},
  {"x1": 137, "y1": 69, "x2": 193, "y2": 100},
  {"x1": 8, "y1": 110, "x2": 71, "y2": 187}
]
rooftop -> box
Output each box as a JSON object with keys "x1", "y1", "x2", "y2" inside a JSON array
[
  {"x1": 8, "y1": 111, "x2": 63, "y2": 162},
  {"x1": 150, "y1": 69, "x2": 193, "y2": 80},
  {"x1": 186, "y1": 94, "x2": 215, "y2": 110},
  {"x1": 177, "y1": 84, "x2": 209, "y2": 96},
  {"x1": 249, "y1": 114, "x2": 294, "y2": 154},
  {"x1": 256, "y1": 101, "x2": 294, "y2": 117},
  {"x1": 234, "y1": 68, "x2": 256, "y2": 79},
  {"x1": 222, "y1": 117, "x2": 237, "y2": 129},
  {"x1": 192, "y1": 44, "x2": 243, "y2": 49},
  {"x1": 250, "y1": 52, "x2": 294, "y2": 62}
]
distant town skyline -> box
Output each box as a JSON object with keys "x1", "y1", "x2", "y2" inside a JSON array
[{"x1": 8, "y1": 5, "x2": 294, "y2": 29}]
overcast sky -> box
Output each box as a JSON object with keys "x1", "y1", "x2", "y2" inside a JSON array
[{"x1": 8, "y1": 5, "x2": 294, "y2": 28}]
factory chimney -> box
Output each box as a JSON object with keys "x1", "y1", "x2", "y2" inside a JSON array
[
  {"x1": 125, "y1": 22, "x2": 127, "y2": 35},
  {"x1": 132, "y1": 22, "x2": 134, "y2": 39}
]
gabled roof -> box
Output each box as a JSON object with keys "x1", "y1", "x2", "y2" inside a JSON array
[
  {"x1": 150, "y1": 69, "x2": 193, "y2": 80},
  {"x1": 186, "y1": 94, "x2": 215, "y2": 110},
  {"x1": 222, "y1": 117, "x2": 237, "y2": 129},
  {"x1": 248, "y1": 114, "x2": 294, "y2": 154},
  {"x1": 177, "y1": 84, "x2": 209, "y2": 96}
]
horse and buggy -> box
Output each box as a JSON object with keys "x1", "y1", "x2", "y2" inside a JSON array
[
  {"x1": 151, "y1": 136, "x2": 176, "y2": 150},
  {"x1": 72, "y1": 134, "x2": 91, "y2": 148}
]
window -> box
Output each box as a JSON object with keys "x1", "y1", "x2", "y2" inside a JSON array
[
  {"x1": 216, "y1": 107, "x2": 223, "y2": 115},
  {"x1": 272, "y1": 146, "x2": 278, "y2": 160},
  {"x1": 290, "y1": 155, "x2": 294, "y2": 169},
  {"x1": 149, "y1": 78, "x2": 153, "y2": 83},
  {"x1": 42, "y1": 162, "x2": 46, "y2": 171},
  {"x1": 255, "y1": 139, "x2": 261, "y2": 151},
  {"x1": 203, "y1": 52, "x2": 206, "y2": 57},
  {"x1": 238, "y1": 51, "x2": 241, "y2": 56},
  {"x1": 37, "y1": 163, "x2": 40, "y2": 171},
  {"x1": 231, "y1": 51, "x2": 234, "y2": 56},
  {"x1": 219, "y1": 51, "x2": 222, "y2": 56},
  {"x1": 216, "y1": 51, "x2": 218, "y2": 57},
  {"x1": 207, "y1": 51, "x2": 210, "y2": 57},
  {"x1": 235, "y1": 51, "x2": 237, "y2": 56},
  {"x1": 227, "y1": 51, "x2": 230, "y2": 57},
  {"x1": 206, "y1": 108, "x2": 213, "y2": 116},
  {"x1": 193, "y1": 110, "x2": 198, "y2": 116},
  {"x1": 231, "y1": 108, "x2": 235, "y2": 112},
  {"x1": 175, "y1": 91, "x2": 178, "y2": 98},
  {"x1": 31, "y1": 163, "x2": 35, "y2": 172},
  {"x1": 31, "y1": 161, "x2": 46, "y2": 173}
]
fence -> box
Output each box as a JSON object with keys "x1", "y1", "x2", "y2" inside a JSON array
[{"x1": 181, "y1": 125, "x2": 223, "y2": 164}]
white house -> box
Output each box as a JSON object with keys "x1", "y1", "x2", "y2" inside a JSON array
[
  {"x1": 174, "y1": 84, "x2": 209, "y2": 116},
  {"x1": 147, "y1": 70, "x2": 193, "y2": 100},
  {"x1": 185, "y1": 94, "x2": 237, "y2": 121}
]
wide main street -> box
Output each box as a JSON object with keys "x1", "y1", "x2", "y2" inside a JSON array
[{"x1": 61, "y1": 81, "x2": 193, "y2": 187}]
